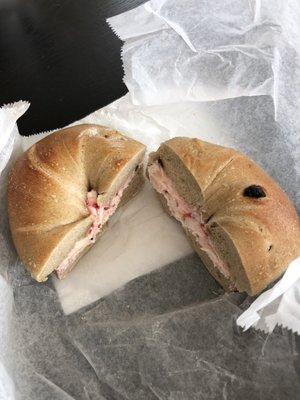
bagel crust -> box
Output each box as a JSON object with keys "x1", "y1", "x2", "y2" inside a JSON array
[
  {"x1": 8, "y1": 124, "x2": 146, "y2": 281},
  {"x1": 147, "y1": 137, "x2": 300, "y2": 295}
]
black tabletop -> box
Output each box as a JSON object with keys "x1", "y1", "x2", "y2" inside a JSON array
[{"x1": 0, "y1": 0, "x2": 145, "y2": 135}]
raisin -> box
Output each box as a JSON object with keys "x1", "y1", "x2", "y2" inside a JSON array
[{"x1": 243, "y1": 185, "x2": 266, "y2": 198}]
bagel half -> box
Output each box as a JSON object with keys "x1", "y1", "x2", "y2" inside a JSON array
[
  {"x1": 147, "y1": 137, "x2": 300, "y2": 295},
  {"x1": 8, "y1": 124, "x2": 146, "y2": 281}
]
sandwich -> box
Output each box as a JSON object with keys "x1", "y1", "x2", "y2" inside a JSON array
[
  {"x1": 147, "y1": 137, "x2": 300, "y2": 295},
  {"x1": 7, "y1": 124, "x2": 146, "y2": 281}
]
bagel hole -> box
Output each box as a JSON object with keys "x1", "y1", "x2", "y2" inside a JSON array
[{"x1": 157, "y1": 158, "x2": 164, "y2": 168}]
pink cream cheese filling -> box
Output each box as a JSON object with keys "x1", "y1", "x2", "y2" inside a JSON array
[
  {"x1": 56, "y1": 172, "x2": 134, "y2": 278},
  {"x1": 148, "y1": 162, "x2": 230, "y2": 278}
]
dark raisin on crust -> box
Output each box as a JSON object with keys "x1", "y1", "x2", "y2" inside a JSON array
[
  {"x1": 157, "y1": 158, "x2": 164, "y2": 168},
  {"x1": 135, "y1": 165, "x2": 139, "y2": 172},
  {"x1": 243, "y1": 185, "x2": 266, "y2": 198}
]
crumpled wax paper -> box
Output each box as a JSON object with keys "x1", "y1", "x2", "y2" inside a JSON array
[
  {"x1": 107, "y1": 0, "x2": 300, "y2": 334},
  {"x1": 0, "y1": 102, "x2": 29, "y2": 400},
  {"x1": 237, "y1": 257, "x2": 300, "y2": 333},
  {"x1": 1, "y1": 0, "x2": 300, "y2": 398}
]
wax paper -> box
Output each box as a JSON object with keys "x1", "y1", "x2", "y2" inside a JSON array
[
  {"x1": 107, "y1": 0, "x2": 300, "y2": 334},
  {"x1": 1, "y1": 0, "x2": 300, "y2": 398}
]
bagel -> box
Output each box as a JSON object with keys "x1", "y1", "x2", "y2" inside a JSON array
[
  {"x1": 8, "y1": 124, "x2": 146, "y2": 281},
  {"x1": 147, "y1": 137, "x2": 300, "y2": 295}
]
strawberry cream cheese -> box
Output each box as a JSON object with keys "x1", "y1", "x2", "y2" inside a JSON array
[
  {"x1": 148, "y1": 162, "x2": 230, "y2": 278},
  {"x1": 56, "y1": 172, "x2": 134, "y2": 278}
]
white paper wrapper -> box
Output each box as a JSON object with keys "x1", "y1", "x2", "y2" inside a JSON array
[
  {"x1": 237, "y1": 257, "x2": 300, "y2": 333},
  {"x1": 1, "y1": 1, "x2": 300, "y2": 397},
  {"x1": 107, "y1": 0, "x2": 300, "y2": 335},
  {"x1": 0, "y1": 101, "x2": 29, "y2": 400},
  {"x1": 0, "y1": 1, "x2": 299, "y2": 376}
]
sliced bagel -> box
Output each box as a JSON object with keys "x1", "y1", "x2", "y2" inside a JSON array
[
  {"x1": 8, "y1": 124, "x2": 146, "y2": 281},
  {"x1": 147, "y1": 137, "x2": 299, "y2": 295}
]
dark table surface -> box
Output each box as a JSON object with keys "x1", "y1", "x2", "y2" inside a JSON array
[{"x1": 0, "y1": 0, "x2": 145, "y2": 136}]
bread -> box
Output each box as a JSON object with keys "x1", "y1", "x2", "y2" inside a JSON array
[
  {"x1": 147, "y1": 137, "x2": 300, "y2": 295},
  {"x1": 8, "y1": 124, "x2": 146, "y2": 281}
]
